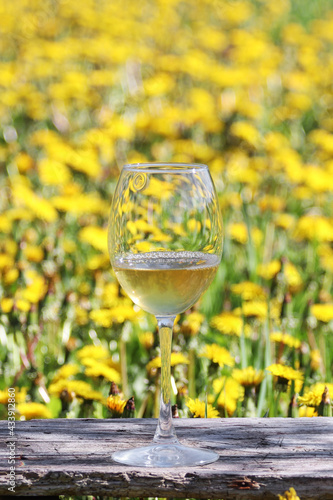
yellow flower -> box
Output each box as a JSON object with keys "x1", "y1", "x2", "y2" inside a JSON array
[
  {"x1": 139, "y1": 331, "x2": 154, "y2": 350},
  {"x1": 79, "y1": 226, "x2": 108, "y2": 253},
  {"x1": 0, "y1": 214, "x2": 12, "y2": 233},
  {"x1": 15, "y1": 152, "x2": 34, "y2": 173},
  {"x1": 284, "y1": 262, "x2": 303, "y2": 294},
  {"x1": 299, "y1": 406, "x2": 317, "y2": 417},
  {"x1": 257, "y1": 260, "x2": 281, "y2": 280},
  {"x1": 270, "y1": 332, "x2": 301, "y2": 349},
  {"x1": 310, "y1": 303, "x2": 333, "y2": 323},
  {"x1": 258, "y1": 195, "x2": 285, "y2": 212},
  {"x1": 77, "y1": 345, "x2": 109, "y2": 361},
  {"x1": 48, "y1": 379, "x2": 105, "y2": 402},
  {"x1": 227, "y1": 222, "x2": 248, "y2": 244},
  {"x1": 318, "y1": 244, "x2": 333, "y2": 273},
  {"x1": 230, "y1": 121, "x2": 260, "y2": 148},
  {"x1": 0, "y1": 387, "x2": 27, "y2": 405},
  {"x1": 299, "y1": 383, "x2": 333, "y2": 409},
  {"x1": 303, "y1": 165, "x2": 333, "y2": 193},
  {"x1": 234, "y1": 301, "x2": 267, "y2": 320},
  {"x1": 310, "y1": 349, "x2": 321, "y2": 371},
  {"x1": 17, "y1": 402, "x2": 52, "y2": 420},
  {"x1": 144, "y1": 72, "x2": 175, "y2": 96},
  {"x1": 232, "y1": 367, "x2": 264, "y2": 387},
  {"x1": 84, "y1": 362, "x2": 121, "y2": 384},
  {"x1": 212, "y1": 377, "x2": 244, "y2": 416},
  {"x1": 278, "y1": 487, "x2": 301, "y2": 500},
  {"x1": 199, "y1": 343, "x2": 235, "y2": 368},
  {"x1": 89, "y1": 309, "x2": 113, "y2": 327},
  {"x1": 20, "y1": 271, "x2": 47, "y2": 304},
  {"x1": 231, "y1": 281, "x2": 267, "y2": 301},
  {"x1": 210, "y1": 312, "x2": 251, "y2": 337},
  {"x1": 23, "y1": 245, "x2": 44, "y2": 263},
  {"x1": 2, "y1": 240, "x2": 18, "y2": 256},
  {"x1": 106, "y1": 395, "x2": 127, "y2": 417},
  {"x1": 87, "y1": 254, "x2": 110, "y2": 270},
  {"x1": 186, "y1": 398, "x2": 219, "y2": 418},
  {"x1": 62, "y1": 239, "x2": 77, "y2": 253},
  {"x1": 15, "y1": 299, "x2": 31, "y2": 312},
  {"x1": 38, "y1": 158, "x2": 72, "y2": 185},
  {"x1": 12, "y1": 183, "x2": 58, "y2": 222},
  {"x1": 146, "y1": 352, "x2": 189, "y2": 372},
  {"x1": 101, "y1": 283, "x2": 121, "y2": 308},
  {"x1": 4, "y1": 268, "x2": 19, "y2": 285},
  {"x1": 52, "y1": 364, "x2": 80, "y2": 383},
  {"x1": 0, "y1": 253, "x2": 14, "y2": 271},
  {"x1": 227, "y1": 223, "x2": 262, "y2": 246},
  {"x1": 293, "y1": 215, "x2": 333, "y2": 242},
  {"x1": 275, "y1": 213, "x2": 295, "y2": 230},
  {"x1": 108, "y1": 305, "x2": 138, "y2": 323},
  {"x1": 298, "y1": 390, "x2": 324, "y2": 409},
  {"x1": 266, "y1": 364, "x2": 304, "y2": 383},
  {"x1": 181, "y1": 312, "x2": 205, "y2": 336},
  {"x1": 75, "y1": 305, "x2": 89, "y2": 325},
  {"x1": 1, "y1": 297, "x2": 14, "y2": 313},
  {"x1": 52, "y1": 193, "x2": 108, "y2": 215}
]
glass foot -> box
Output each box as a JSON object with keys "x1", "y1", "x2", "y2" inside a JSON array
[{"x1": 112, "y1": 442, "x2": 219, "y2": 467}]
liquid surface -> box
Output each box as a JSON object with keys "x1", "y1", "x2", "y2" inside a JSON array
[{"x1": 113, "y1": 251, "x2": 220, "y2": 316}]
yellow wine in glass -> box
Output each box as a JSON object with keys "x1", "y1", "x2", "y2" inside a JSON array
[{"x1": 108, "y1": 163, "x2": 223, "y2": 467}]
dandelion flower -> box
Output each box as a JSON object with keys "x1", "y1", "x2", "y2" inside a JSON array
[
  {"x1": 293, "y1": 215, "x2": 333, "y2": 242},
  {"x1": 270, "y1": 332, "x2": 301, "y2": 349},
  {"x1": 106, "y1": 395, "x2": 127, "y2": 417},
  {"x1": 310, "y1": 349, "x2": 321, "y2": 371},
  {"x1": 231, "y1": 281, "x2": 267, "y2": 300},
  {"x1": 227, "y1": 222, "x2": 248, "y2": 244},
  {"x1": 23, "y1": 245, "x2": 44, "y2": 263},
  {"x1": 278, "y1": 487, "x2": 300, "y2": 500},
  {"x1": 257, "y1": 260, "x2": 281, "y2": 280},
  {"x1": 52, "y1": 364, "x2": 80, "y2": 383},
  {"x1": 79, "y1": 226, "x2": 108, "y2": 253},
  {"x1": 89, "y1": 309, "x2": 113, "y2": 327},
  {"x1": 234, "y1": 301, "x2": 267, "y2": 320},
  {"x1": 310, "y1": 303, "x2": 333, "y2": 323},
  {"x1": 199, "y1": 343, "x2": 235, "y2": 368},
  {"x1": 232, "y1": 367, "x2": 264, "y2": 387},
  {"x1": 181, "y1": 312, "x2": 205, "y2": 336},
  {"x1": 266, "y1": 364, "x2": 304, "y2": 384},
  {"x1": 300, "y1": 383, "x2": 333, "y2": 408},
  {"x1": 77, "y1": 344, "x2": 109, "y2": 361},
  {"x1": 210, "y1": 312, "x2": 251, "y2": 337},
  {"x1": 186, "y1": 398, "x2": 219, "y2": 418},
  {"x1": 17, "y1": 402, "x2": 52, "y2": 420},
  {"x1": 48, "y1": 380, "x2": 105, "y2": 402},
  {"x1": 84, "y1": 363, "x2": 121, "y2": 384},
  {"x1": 284, "y1": 262, "x2": 303, "y2": 293},
  {"x1": 139, "y1": 331, "x2": 154, "y2": 350},
  {"x1": 0, "y1": 387, "x2": 27, "y2": 405},
  {"x1": 213, "y1": 377, "x2": 244, "y2": 416},
  {"x1": 1, "y1": 297, "x2": 14, "y2": 313}
]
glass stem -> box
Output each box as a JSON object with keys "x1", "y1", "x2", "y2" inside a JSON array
[{"x1": 153, "y1": 316, "x2": 179, "y2": 444}]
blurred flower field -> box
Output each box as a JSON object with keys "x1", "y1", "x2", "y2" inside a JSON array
[{"x1": 0, "y1": 0, "x2": 333, "y2": 426}]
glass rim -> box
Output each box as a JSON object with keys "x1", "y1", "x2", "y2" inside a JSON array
[{"x1": 122, "y1": 162, "x2": 208, "y2": 173}]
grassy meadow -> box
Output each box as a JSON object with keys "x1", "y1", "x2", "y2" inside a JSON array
[{"x1": 0, "y1": 0, "x2": 333, "y2": 479}]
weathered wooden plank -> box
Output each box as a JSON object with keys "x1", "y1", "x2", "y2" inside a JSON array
[{"x1": 0, "y1": 418, "x2": 332, "y2": 499}]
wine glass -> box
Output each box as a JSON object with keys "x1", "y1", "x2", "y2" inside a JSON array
[{"x1": 108, "y1": 162, "x2": 223, "y2": 467}]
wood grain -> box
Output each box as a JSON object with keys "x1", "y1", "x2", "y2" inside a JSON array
[{"x1": 0, "y1": 418, "x2": 332, "y2": 499}]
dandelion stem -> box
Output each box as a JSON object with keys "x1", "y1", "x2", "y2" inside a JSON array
[
  {"x1": 119, "y1": 336, "x2": 128, "y2": 399},
  {"x1": 188, "y1": 348, "x2": 196, "y2": 399},
  {"x1": 274, "y1": 388, "x2": 282, "y2": 417}
]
